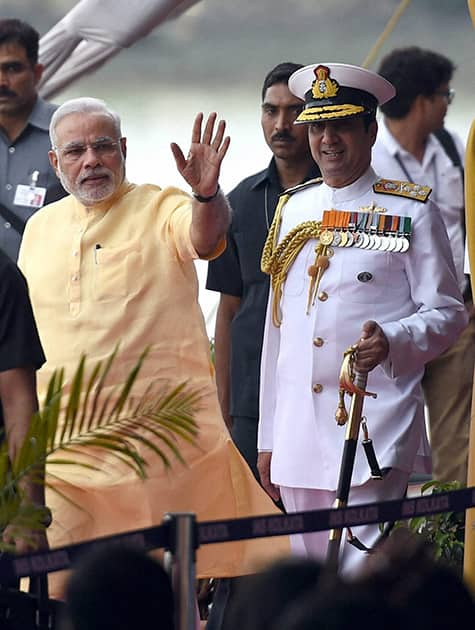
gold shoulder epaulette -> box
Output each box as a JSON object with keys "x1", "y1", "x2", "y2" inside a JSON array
[
  {"x1": 284, "y1": 177, "x2": 323, "y2": 197},
  {"x1": 373, "y1": 178, "x2": 431, "y2": 202}
]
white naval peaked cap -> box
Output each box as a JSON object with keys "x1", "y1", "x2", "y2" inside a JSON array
[{"x1": 288, "y1": 63, "x2": 396, "y2": 124}]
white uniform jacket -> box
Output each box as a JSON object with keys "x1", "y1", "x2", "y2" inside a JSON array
[
  {"x1": 258, "y1": 167, "x2": 467, "y2": 490},
  {"x1": 372, "y1": 120, "x2": 466, "y2": 293}
]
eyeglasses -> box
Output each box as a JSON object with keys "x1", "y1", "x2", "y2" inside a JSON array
[
  {"x1": 434, "y1": 88, "x2": 455, "y2": 105},
  {"x1": 54, "y1": 139, "x2": 122, "y2": 163}
]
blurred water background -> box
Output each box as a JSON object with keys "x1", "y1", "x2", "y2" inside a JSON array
[{"x1": 3, "y1": 0, "x2": 475, "y2": 333}]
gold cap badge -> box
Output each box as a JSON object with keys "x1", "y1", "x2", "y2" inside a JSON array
[{"x1": 311, "y1": 65, "x2": 339, "y2": 99}]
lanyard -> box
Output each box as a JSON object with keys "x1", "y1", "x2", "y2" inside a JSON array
[{"x1": 394, "y1": 153, "x2": 413, "y2": 183}]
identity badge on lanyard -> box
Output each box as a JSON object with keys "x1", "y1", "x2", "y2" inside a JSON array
[{"x1": 13, "y1": 170, "x2": 47, "y2": 208}]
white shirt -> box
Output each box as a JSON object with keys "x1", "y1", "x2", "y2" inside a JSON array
[
  {"x1": 372, "y1": 119, "x2": 466, "y2": 292},
  {"x1": 258, "y1": 167, "x2": 467, "y2": 490}
]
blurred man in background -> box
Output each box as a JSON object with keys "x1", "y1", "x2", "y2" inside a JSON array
[
  {"x1": 0, "y1": 18, "x2": 65, "y2": 260},
  {"x1": 372, "y1": 46, "x2": 474, "y2": 484}
]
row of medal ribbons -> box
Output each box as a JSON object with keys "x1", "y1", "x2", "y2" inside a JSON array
[{"x1": 319, "y1": 208, "x2": 412, "y2": 253}]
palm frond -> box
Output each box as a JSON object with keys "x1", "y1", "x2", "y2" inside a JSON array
[{"x1": 0, "y1": 350, "x2": 201, "y2": 544}]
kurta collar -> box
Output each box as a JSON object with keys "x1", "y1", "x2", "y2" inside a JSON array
[{"x1": 323, "y1": 166, "x2": 377, "y2": 203}]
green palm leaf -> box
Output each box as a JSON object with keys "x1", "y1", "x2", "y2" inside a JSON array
[{"x1": 0, "y1": 349, "x2": 201, "y2": 546}]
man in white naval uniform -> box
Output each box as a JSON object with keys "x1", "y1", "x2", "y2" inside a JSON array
[{"x1": 257, "y1": 62, "x2": 467, "y2": 573}]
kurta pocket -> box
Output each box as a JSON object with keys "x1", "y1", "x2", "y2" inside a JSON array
[{"x1": 93, "y1": 241, "x2": 141, "y2": 300}]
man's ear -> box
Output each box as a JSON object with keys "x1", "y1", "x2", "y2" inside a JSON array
[
  {"x1": 120, "y1": 137, "x2": 127, "y2": 159},
  {"x1": 411, "y1": 94, "x2": 426, "y2": 115},
  {"x1": 33, "y1": 63, "x2": 43, "y2": 86},
  {"x1": 48, "y1": 150, "x2": 59, "y2": 177},
  {"x1": 369, "y1": 119, "x2": 378, "y2": 147}
]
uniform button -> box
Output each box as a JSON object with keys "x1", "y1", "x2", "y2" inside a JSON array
[
  {"x1": 73, "y1": 250, "x2": 79, "y2": 257},
  {"x1": 313, "y1": 337, "x2": 324, "y2": 347},
  {"x1": 8, "y1": 146, "x2": 15, "y2": 154},
  {"x1": 5, "y1": 184, "x2": 12, "y2": 190},
  {"x1": 318, "y1": 291, "x2": 328, "y2": 302},
  {"x1": 72, "y1": 275, "x2": 79, "y2": 282},
  {"x1": 312, "y1": 383, "x2": 323, "y2": 394},
  {"x1": 4, "y1": 222, "x2": 11, "y2": 229},
  {"x1": 357, "y1": 271, "x2": 373, "y2": 283}
]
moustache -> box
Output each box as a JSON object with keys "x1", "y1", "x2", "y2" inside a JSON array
[
  {"x1": 0, "y1": 88, "x2": 17, "y2": 98},
  {"x1": 79, "y1": 168, "x2": 111, "y2": 184},
  {"x1": 271, "y1": 132, "x2": 295, "y2": 143}
]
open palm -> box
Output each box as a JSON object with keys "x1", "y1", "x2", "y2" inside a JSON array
[{"x1": 171, "y1": 112, "x2": 230, "y2": 197}]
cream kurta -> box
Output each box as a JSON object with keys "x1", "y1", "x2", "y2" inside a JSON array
[
  {"x1": 258, "y1": 168, "x2": 467, "y2": 491},
  {"x1": 19, "y1": 181, "x2": 288, "y2": 593}
]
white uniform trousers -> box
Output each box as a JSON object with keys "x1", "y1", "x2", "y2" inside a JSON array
[{"x1": 280, "y1": 468, "x2": 409, "y2": 576}]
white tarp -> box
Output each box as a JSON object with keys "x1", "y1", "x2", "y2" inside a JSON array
[{"x1": 38, "y1": 0, "x2": 199, "y2": 99}]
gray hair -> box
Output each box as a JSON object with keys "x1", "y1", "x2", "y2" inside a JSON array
[{"x1": 50, "y1": 97, "x2": 122, "y2": 148}]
